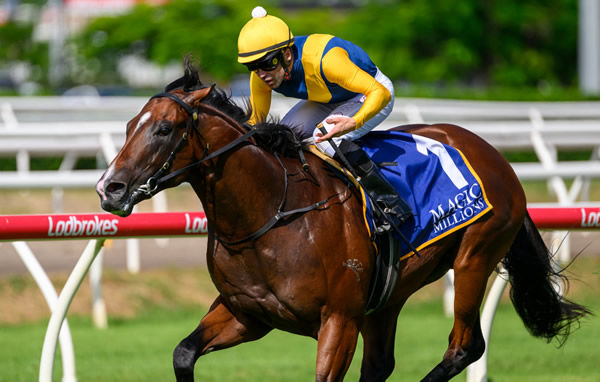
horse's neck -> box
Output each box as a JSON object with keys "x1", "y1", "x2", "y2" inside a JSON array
[{"x1": 191, "y1": 146, "x2": 285, "y2": 237}]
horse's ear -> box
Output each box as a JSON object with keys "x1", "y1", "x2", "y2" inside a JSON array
[{"x1": 183, "y1": 85, "x2": 214, "y2": 105}]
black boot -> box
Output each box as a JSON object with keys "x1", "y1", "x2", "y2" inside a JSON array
[{"x1": 335, "y1": 140, "x2": 413, "y2": 229}]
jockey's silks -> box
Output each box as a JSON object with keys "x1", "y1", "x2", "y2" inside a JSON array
[{"x1": 248, "y1": 34, "x2": 391, "y2": 129}]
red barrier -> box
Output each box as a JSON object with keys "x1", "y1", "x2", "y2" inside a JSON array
[
  {"x1": 1, "y1": 207, "x2": 600, "y2": 241},
  {"x1": 0, "y1": 212, "x2": 208, "y2": 241},
  {"x1": 527, "y1": 206, "x2": 600, "y2": 229}
]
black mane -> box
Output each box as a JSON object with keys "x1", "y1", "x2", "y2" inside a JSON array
[{"x1": 165, "y1": 58, "x2": 302, "y2": 158}]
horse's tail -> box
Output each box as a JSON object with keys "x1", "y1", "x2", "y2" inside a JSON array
[{"x1": 502, "y1": 212, "x2": 591, "y2": 346}]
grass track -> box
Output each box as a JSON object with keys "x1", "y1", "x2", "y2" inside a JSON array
[{"x1": 1, "y1": 271, "x2": 598, "y2": 382}]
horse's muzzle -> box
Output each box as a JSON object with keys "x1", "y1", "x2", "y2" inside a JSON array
[{"x1": 96, "y1": 174, "x2": 138, "y2": 217}]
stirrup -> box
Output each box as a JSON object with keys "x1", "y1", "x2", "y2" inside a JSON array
[
  {"x1": 374, "y1": 194, "x2": 412, "y2": 223},
  {"x1": 383, "y1": 205, "x2": 412, "y2": 224},
  {"x1": 375, "y1": 216, "x2": 408, "y2": 234},
  {"x1": 373, "y1": 208, "x2": 408, "y2": 234}
]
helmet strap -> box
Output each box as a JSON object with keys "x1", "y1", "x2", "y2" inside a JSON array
[{"x1": 282, "y1": 48, "x2": 292, "y2": 81}]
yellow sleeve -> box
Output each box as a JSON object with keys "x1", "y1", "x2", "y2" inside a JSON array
[
  {"x1": 321, "y1": 47, "x2": 391, "y2": 129},
  {"x1": 248, "y1": 72, "x2": 272, "y2": 125}
]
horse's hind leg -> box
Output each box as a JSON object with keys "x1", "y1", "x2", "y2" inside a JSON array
[
  {"x1": 422, "y1": 220, "x2": 520, "y2": 381},
  {"x1": 421, "y1": 259, "x2": 490, "y2": 382},
  {"x1": 173, "y1": 296, "x2": 271, "y2": 382},
  {"x1": 422, "y1": 311, "x2": 485, "y2": 382}
]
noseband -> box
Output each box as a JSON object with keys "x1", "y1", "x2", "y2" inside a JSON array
[{"x1": 136, "y1": 91, "x2": 258, "y2": 196}]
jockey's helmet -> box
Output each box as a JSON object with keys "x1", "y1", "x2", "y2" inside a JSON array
[{"x1": 237, "y1": 6, "x2": 295, "y2": 64}]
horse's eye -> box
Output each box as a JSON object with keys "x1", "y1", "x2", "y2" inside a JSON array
[{"x1": 156, "y1": 123, "x2": 172, "y2": 136}]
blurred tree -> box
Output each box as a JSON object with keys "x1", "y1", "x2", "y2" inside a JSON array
[
  {"x1": 0, "y1": 21, "x2": 48, "y2": 83},
  {"x1": 71, "y1": 1, "x2": 254, "y2": 85},
  {"x1": 1, "y1": 0, "x2": 582, "y2": 95},
  {"x1": 340, "y1": 0, "x2": 577, "y2": 88},
  {"x1": 0, "y1": 22, "x2": 33, "y2": 61}
]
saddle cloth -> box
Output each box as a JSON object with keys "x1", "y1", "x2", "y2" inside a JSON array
[{"x1": 311, "y1": 130, "x2": 494, "y2": 260}]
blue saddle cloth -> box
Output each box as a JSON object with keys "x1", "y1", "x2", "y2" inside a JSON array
[{"x1": 357, "y1": 131, "x2": 493, "y2": 259}]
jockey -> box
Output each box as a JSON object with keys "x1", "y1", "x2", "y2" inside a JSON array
[{"x1": 237, "y1": 6, "x2": 413, "y2": 228}]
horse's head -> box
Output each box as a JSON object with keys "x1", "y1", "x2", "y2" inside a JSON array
[
  {"x1": 97, "y1": 57, "x2": 304, "y2": 217},
  {"x1": 96, "y1": 86, "x2": 213, "y2": 217}
]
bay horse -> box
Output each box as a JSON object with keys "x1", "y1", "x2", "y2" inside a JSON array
[{"x1": 96, "y1": 63, "x2": 589, "y2": 382}]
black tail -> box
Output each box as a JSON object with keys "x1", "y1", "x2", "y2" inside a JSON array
[{"x1": 502, "y1": 212, "x2": 591, "y2": 346}]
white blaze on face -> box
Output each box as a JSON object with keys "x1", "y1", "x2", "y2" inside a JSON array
[
  {"x1": 136, "y1": 111, "x2": 152, "y2": 133},
  {"x1": 97, "y1": 111, "x2": 151, "y2": 200},
  {"x1": 96, "y1": 166, "x2": 114, "y2": 201}
]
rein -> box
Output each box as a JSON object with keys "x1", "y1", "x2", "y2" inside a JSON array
[{"x1": 139, "y1": 91, "x2": 340, "y2": 246}]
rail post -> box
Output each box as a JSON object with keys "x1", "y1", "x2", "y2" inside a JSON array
[
  {"x1": 39, "y1": 239, "x2": 105, "y2": 382},
  {"x1": 13, "y1": 241, "x2": 77, "y2": 382}
]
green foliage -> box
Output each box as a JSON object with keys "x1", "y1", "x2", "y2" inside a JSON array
[
  {"x1": 71, "y1": 0, "x2": 255, "y2": 83},
  {"x1": 338, "y1": 0, "x2": 578, "y2": 88},
  {"x1": 0, "y1": 21, "x2": 48, "y2": 83},
  {"x1": 0, "y1": 0, "x2": 586, "y2": 97},
  {"x1": 0, "y1": 156, "x2": 98, "y2": 171},
  {"x1": 0, "y1": 22, "x2": 35, "y2": 61},
  {"x1": 68, "y1": 0, "x2": 581, "y2": 93},
  {"x1": 0, "y1": 158, "x2": 16, "y2": 171}
]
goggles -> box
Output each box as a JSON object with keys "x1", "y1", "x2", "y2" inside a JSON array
[{"x1": 244, "y1": 50, "x2": 282, "y2": 72}]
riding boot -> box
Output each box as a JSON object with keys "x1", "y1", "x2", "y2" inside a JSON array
[{"x1": 335, "y1": 140, "x2": 414, "y2": 229}]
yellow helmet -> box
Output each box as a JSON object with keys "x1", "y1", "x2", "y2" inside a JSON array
[{"x1": 238, "y1": 7, "x2": 294, "y2": 64}]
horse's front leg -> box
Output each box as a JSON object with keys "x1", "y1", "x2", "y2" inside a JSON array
[
  {"x1": 359, "y1": 304, "x2": 403, "y2": 382},
  {"x1": 173, "y1": 295, "x2": 271, "y2": 382},
  {"x1": 315, "y1": 313, "x2": 360, "y2": 382}
]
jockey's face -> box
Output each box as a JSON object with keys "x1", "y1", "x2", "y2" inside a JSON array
[
  {"x1": 254, "y1": 48, "x2": 293, "y2": 90},
  {"x1": 256, "y1": 66, "x2": 284, "y2": 89}
]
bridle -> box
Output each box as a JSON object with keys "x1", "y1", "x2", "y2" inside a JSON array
[
  {"x1": 136, "y1": 91, "x2": 258, "y2": 197},
  {"x1": 135, "y1": 90, "x2": 339, "y2": 246}
]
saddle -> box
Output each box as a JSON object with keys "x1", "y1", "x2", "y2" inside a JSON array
[{"x1": 306, "y1": 130, "x2": 493, "y2": 313}]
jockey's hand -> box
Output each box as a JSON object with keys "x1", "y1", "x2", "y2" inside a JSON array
[{"x1": 315, "y1": 116, "x2": 357, "y2": 143}]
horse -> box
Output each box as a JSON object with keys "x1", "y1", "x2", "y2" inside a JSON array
[{"x1": 96, "y1": 62, "x2": 590, "y2": 382}]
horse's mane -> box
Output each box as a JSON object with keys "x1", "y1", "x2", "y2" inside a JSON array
[{"x1": 164, "y1": 57, "x2": 302, "y2": 158}]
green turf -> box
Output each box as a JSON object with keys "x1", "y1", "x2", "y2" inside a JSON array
[{"x1": 1, "y1": 293, "x2": 597, "y2": 382}]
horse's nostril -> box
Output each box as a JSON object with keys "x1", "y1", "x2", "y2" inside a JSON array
[{"x1": 106, "y1": 182, "x2": 125, "y2": 194}]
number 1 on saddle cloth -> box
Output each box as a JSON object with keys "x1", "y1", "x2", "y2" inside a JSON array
[{"x1": 316, "y1": 125, "x2": 414, "y2": 233}]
